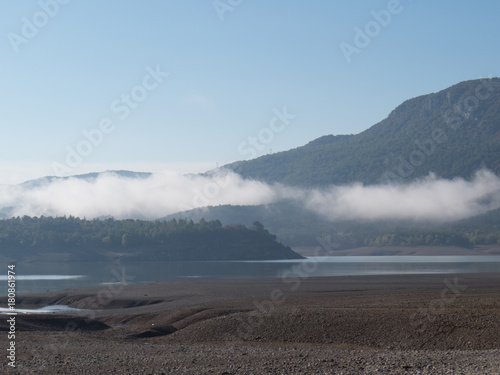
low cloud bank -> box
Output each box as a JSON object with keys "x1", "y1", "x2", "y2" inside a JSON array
[
  {"x1": 303, "y1": 169, "x2": 500, "y2": 222},
  {"x1": 0, "y1": 169, "x2": 499, "y2": 222},
  {"x1": 0, "y1": 171, "x2": 277, "y2": 219}
]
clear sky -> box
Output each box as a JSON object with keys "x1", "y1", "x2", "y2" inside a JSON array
[{"x1": 1, "y1": 0, "x2": 499, "y2": 184}]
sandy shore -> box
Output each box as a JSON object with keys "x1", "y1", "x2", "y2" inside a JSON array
[{"x1": 2, "y1": 273, "x2": 500, "y2": 374}]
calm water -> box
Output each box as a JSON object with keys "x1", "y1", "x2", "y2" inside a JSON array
[{"x1": 3, "y1": 256, "x2": 500, "y2": 295}]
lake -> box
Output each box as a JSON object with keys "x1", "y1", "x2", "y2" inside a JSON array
[{"x1": 3, "y1": 255, "x2": 500, "y2": 295}]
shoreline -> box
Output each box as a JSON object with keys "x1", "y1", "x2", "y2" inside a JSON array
[{"x1": 293, "y1": 244, "x2": 500, "y2": 257}]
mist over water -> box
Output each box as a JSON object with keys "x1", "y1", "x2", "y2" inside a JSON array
[{"x1": 0, "y1": 169, "x2": 499, "y2": 222}]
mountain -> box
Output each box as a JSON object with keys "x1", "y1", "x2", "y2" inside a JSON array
[{"x1": 225, "y1": 78, "x2": 500, "y2": 187}]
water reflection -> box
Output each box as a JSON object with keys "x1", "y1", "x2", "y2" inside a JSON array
[{"x1": 5, "y1": 256, "x2": 500, "y2": 295}]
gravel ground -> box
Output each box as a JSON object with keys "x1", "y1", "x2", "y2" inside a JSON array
[
  {"x1": 2, "y1": 273, "x2": 500, "y2": 374},
  {"x1": 9, "y1": 340, "x2": 500, "y2": 375}
]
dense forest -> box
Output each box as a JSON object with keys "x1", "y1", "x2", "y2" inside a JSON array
[
  {"x1": 0, "y1": 216, "x2": 303, "y2": 261},
  {"x1": 225, "y1": 78, "x2": 500, "y2": 187}
]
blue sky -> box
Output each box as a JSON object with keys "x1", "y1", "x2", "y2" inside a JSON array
[{"x1": 1, "y1": 0, "x2": 499, "y2": 184}]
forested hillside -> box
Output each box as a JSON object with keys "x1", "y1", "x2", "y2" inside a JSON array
[
  {"x1": 0, "y1": 216, "x2": 302, "y2": 261},
  {"x1": 225, "y1": 78, "x2": 500, "y2": 187}
]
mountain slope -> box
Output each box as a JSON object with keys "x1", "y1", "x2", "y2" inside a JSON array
[{"x1": 225, "y1": 78, "x2": 500, "y2": 187}]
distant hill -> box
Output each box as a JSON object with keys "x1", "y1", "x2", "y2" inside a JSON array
[
  {"x1": 0, "y1": 170, "x2": 155, "y2": 220},
  {"x1": 21, "y1": 170, "x2": 152, "y2": 189},
  {"x1": 225, "y1": 78, "x2": 500, "y2": 187},
  {"x1": 165, "y1": 203, "x2": 500, "y2": 249},
  {"x1": 163, "y1": 201, "x2": 327, "y2": 246}
]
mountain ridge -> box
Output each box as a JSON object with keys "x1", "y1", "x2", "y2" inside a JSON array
[
  {"x1": 20, "y1": 170, "x2": 152, "y2": 188},
  {"x1": 225, "y1": 78, "x2": 500, "y2": 187}
]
